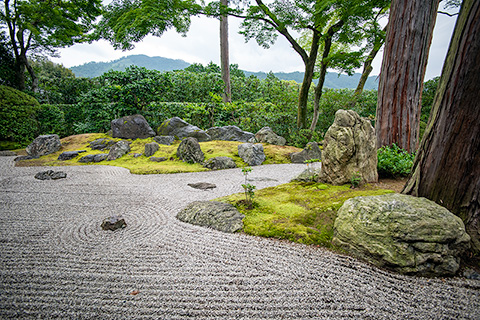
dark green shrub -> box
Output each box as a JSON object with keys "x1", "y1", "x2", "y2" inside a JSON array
[
  {"x1": 36, "y1": 104, "x2": 66, "y2": 136},
  {"x1": 0, "y1": 85, "x2": 40, "y2": 144},
  {"x1": 377, "y1": 144, "x2": 415, "y2": 178}
]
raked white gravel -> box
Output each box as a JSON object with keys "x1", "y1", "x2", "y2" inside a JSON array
[{"x1": 0, "y1": 157, "x2": 479, "y2": 319}]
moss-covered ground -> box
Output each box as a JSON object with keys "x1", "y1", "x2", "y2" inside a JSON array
[
  {"x1": 14, "y1": 133, "x2": 302, "y2": 174},
  {"x1": 216, "y1": 182, "x2": 394, "y2": 248}
]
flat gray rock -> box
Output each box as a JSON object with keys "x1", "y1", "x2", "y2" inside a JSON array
[
  {"x1": 188, "y1": 182, "x2": 217, "y2": 190},
  {"x1": 177, "y1": 201, "x2": 244, "y2": 233}
]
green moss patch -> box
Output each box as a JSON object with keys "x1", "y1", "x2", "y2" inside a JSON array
[
  {"x1": 15, "y1": 133, "x2": 301, "y2": 174},
  {"x1": 216, "y1": 182, "x2": 394, "y2": 248}
]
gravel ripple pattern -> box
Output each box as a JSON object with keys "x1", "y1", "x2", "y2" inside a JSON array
[{"x1": 0, "y1": 157, "x2": 479, "y2": 319}]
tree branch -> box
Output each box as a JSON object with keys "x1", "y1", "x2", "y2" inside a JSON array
[{"x1": 438, "y1": 10, "x2": 458, "y2": 17}]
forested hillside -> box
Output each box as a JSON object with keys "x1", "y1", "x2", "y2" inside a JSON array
[{"x1": 71, "y1": 55, "x2": 379, "y2": 90}]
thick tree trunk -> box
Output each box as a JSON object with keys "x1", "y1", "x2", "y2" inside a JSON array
[
  {"x1": 375, "y1": 0, "x2": 439, "y2": 153},
  {"x1": 14, "y1": 55, "x2": 26, "y2": 91},
  {"x1": 220, "y1": 0, "x2": 231, "y2": 103},
  {"x1": 296, "y1": 32, "x2": 321, "y2": 130},
  {"x1": 403, "y1": 0, "x2": 480, "y2": 253},
  {"x1": 310, "y1": 20, "x2": 344, "y2": 132}
]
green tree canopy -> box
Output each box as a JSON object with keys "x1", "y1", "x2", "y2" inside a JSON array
[
  {"x1": 0, "y1": 0, "x2": 102, "y2": 91},
  {"x1": 96, "y1": 0, "x2": 201, "y2": 50}
]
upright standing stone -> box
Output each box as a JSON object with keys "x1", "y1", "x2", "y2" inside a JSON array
[
  {"x1": 238, "y1": 143, "x2": 265, "y2": 166},
  {"x1": 107, "y1": 141, "x2": 131, "y2": 161},
  {"x1": 176, "y1": 137, "x2": 204, "y2": 164},
  {"x1": 320, "y1": 109, "x2": 377, "y2": 185}
]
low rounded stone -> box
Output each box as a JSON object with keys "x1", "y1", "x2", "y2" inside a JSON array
[{"x1": 333, "y1": 193, "x2": 471, "y2": 276}]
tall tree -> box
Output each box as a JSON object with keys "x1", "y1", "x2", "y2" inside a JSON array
[
  {"x1": 229, "y1": 0, "x2": 389, "y2": 130},
  {"x1": 0, "y1": 0, "x2": 102, "y2": 91},
  {"x1": 0, "y1": 30, "x2": 15, "y2": 87},
  {"x1": 220, "y1": 0, "x2": 231, "y2": 102},
  {"x1": 375, "y1": 0, "x2": 440, "y2": 153},
  {"x1": 403, "y1": 0, "x2": 480, "y2": 253}
]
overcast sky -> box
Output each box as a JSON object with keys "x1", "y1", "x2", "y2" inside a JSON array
[{"x1": 52, "y1": 9, "x2": 458, "y2": 81}]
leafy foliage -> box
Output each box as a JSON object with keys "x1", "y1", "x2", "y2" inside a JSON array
[
  {"x1": 0, "y1": 0, "x2": 103, "y2": 90},
  {"x1": 0, "y1": 85, "x2": 40, "y2": 143},
  {"x1": 377, "y1": 144, "x2": 415, "y2": 178},
  {"x1": 96, "y1": 0, "x2": 201, "y2": 50}
]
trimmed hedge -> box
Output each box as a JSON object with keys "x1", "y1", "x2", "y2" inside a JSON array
[{"x1": 0, "y1": 85, "x2": 40, "y2": 144}]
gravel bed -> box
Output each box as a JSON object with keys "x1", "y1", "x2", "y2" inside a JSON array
[{"x1": 0, "y1": 157, "x2": 479, "y2": 319}]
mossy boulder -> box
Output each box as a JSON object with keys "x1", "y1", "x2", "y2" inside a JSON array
[
  {"x1": 333, "y1": 193, "x2": 471, "y2": 276},
  {"x1": 111, "y1": 114, "x2": 155, "y2": 139}
]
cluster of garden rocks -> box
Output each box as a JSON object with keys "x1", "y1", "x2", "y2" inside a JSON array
[{"x1": 54, "y1": 114, "x2": 293, "y2": 167}]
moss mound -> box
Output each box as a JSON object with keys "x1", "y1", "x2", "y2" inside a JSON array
[
  {"x1": 15, "y1": 133, "x2": 302, "y2": 174},
  {"x1": 216, "y1": 182, "x2": 394, "y2": 248}
]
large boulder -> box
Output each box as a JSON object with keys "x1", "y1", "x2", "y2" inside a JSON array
[
  {"x1": 144, "y1": 142, "x2": 159, "y2": 157},
  {"x1": 111, "y1": 114, "x2": 155, "y2": 139},
  {"x1": 157, "y1": 117, "x2": 210, "y2": 142},
  {"x1": 107, "y1": 141, "x2": 131, "y2": 161},
  {"x1": 238, "y1": 143, "x2": 265, "y2": 166},
  {"x1": 177, "y1": 201, "x2": 245, "y2": 233},
  {"x1": 290, "y1": 142, "x2": 322, "y2": 163},
  {"x1": 176, "y1": 137, "x2": 204, "y2": 164},
  {"x1": 26, "y1": 134, "x2": 61, "y2": 157},
  {"x1": 255, "y1": 127, "x2": 286, "y2": 146},
  {"x1": 203, "y1": 157, "x2": 237, "y2": 170},
  {"x1": 320, "y1": 109, "x2": 377, "y2": 185},
  {"x1": 333, "y1": 193, "x2": 471, "y2": 276},
  {"x1": 206, "y1": 125, "x2": 255, "y2": 142}
]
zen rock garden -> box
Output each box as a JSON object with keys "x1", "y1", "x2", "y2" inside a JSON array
[{"x1": 20, "y1": 110, "x2": 473, "y2": 277}]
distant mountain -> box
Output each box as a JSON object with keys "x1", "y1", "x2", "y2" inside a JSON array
[
  {"x1": 70, "y1": 54, "x2": 190, "y2": 78},
  {"x1": 244, "y1": 71, "x2": 379, "y2": 90},
  {"x1": 70, "y1": 54, "x2": 379, "y2": 90}
]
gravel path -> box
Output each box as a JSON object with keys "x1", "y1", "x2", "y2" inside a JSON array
[{"x1": 0, "y1": 157, "x2": 479, "y2": 319}]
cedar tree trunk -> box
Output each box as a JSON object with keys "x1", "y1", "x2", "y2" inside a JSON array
[
  {"x1": 220, "y1": 0, "x2": 231, "y2": 103},
  {"x1": 376, "y1": 0, "x2": 440, "y2": 153},
  {"x1": 403, "y1": 0, "x2": 480, "y2": 253}
]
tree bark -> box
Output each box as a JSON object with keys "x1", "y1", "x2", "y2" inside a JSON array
[
  {"x1": 296, "y1": 32, "x2": 321, "y2": 130},
  {"x1": 375, "y1": 0, "x2": 440, "y2": 153},
  {"x1": 310, "y1": 20, "x2": 344, "y2": 132},
  {"x1": 403, "y1": 0, "x2": 480, "y2": 253},
  {"x1": 220, "y1": 0, "x2": 231, "y2": 103}
]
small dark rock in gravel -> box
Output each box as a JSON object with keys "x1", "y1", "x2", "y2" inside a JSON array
[
  {"x1": 101, "y1": 216, "x2": 127, "y2": 231},
  {"x1": 0, "y1": 151, "x2": 17, "y2": 156},
  {"x1": 463, "y1": 268, "x2": 480, "y2": 280},
  {"x1": 188, "y1": 182, "x2": 217, "y2": 190},
  {"x1": 35, "y1": 170, "x2": 67, "y2": 180}
]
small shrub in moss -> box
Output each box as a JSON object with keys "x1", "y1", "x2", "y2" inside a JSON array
[{"x1": 377, "y1": 144, "x2": 415, "y2": 178}]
